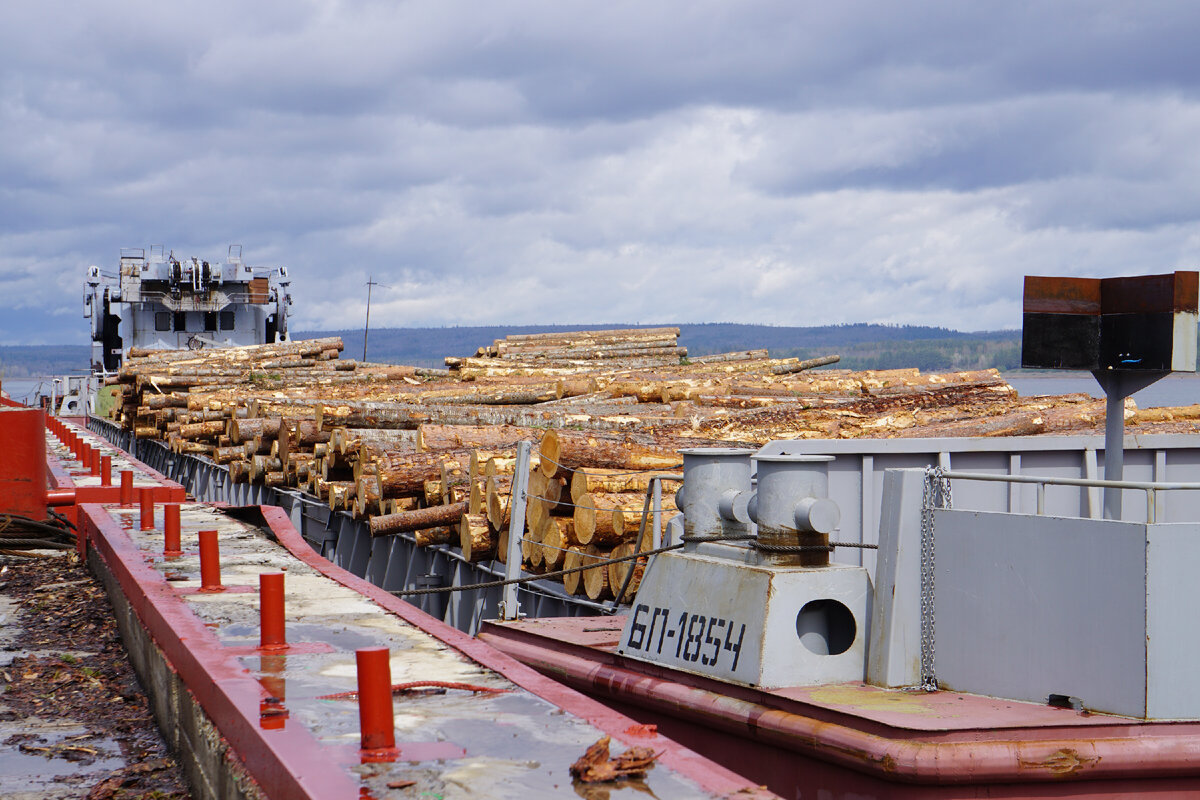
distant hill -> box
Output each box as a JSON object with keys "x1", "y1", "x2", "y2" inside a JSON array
[
  {"x1": 300, "y1": 323, "x2": 1023, "y2": 372},
  {"x1": 0, "y1": 345, "x2": 92, "y2": 378},
  {"x1": 0, "y1": 324, "x2": 1024, "y2": 376}
]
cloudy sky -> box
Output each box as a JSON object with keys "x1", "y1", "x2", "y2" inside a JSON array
[{"x1": 3, "y1": 1, "x2": 1200, "y2": 345}]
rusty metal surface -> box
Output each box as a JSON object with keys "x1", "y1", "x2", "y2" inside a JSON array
[
  {"x1": 491, "y1": 615, "x2": 1153, "y2": 733},
  {"x1": 1022, "y1": 276, "x2": 1102, "y2": 315},
  {"x1": 480, "y1": 616, "x2": 1200, "y2": 792}
]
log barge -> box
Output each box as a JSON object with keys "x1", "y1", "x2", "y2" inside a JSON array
[{"x1": 35, "y1": 267, "x2": 1200, "y2": 796}]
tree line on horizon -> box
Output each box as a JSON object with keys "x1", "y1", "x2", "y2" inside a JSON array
[{"x1": 0, "y1": 323, "x2": 1028, "y2": 376}]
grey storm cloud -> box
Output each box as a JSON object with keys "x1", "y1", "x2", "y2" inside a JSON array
[{"x1": 3, "y1": 1, "x2": 1200, "y2": 344}]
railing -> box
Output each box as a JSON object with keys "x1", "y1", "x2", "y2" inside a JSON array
[{"x1": 940, "y1": 469, "x2": 1200, "y2": 523}]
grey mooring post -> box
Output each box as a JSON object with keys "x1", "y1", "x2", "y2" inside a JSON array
[{"x1": 500, "y1": 440, "x2": 532, "y2": 620}]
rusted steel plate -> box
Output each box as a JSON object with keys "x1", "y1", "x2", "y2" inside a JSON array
[
  {"x1": 1022, "y1": 276, "x2": 1101, "y2": 315},
  {"x1": 1102, "y1": 272, "x2": 1199, "y2": 315}
]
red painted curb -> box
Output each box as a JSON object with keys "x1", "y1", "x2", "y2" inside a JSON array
[
  {"x1": 253, "y1": 505, "x2": 773, "y2": 799},
  {"x1": 80, "y1": 504, "x2": 360, "y2": 799}
]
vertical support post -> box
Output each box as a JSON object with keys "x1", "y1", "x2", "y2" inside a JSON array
[
  {"x1": 1094, "y1": 369, "x2": 1167, "y2": 521},
  {"x1": 259, "y1": 573, "x2": 287, "y2": 650},
  {"x1": 163, "y1": 504, "x2": 181, "y2": 555},
  {"x1": 101, "y1": 455, "x2": 112, "y2": 486},
  {"x1": 1103, "y1": 382, "x2": 1126, "y2": 520},
  {"x1": 120, "y1": 471, "x2": 134, "y2": 505},
  {"x1": 356, "y1": 647, "x2": 395, "y2": 751},
  {"x1": 139, "y1": 487, "x2": 155, "y2": 530},
  {"x1": 500, "y1": 441, "x2": 531, "y2": 621},
  {"x1": 90, "y1": 447, "x2": 101, "y2": 477},
  {"x1": 198, "y1": 530, "x2": 224, "y2": 592},
  {"x1": 652, "y1": 476, "x2": 662, "y2": 550}
]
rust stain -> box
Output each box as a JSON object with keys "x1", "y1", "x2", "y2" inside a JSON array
[
  {"x1": 805, "y1": 685, "x2": 954, "y2": 717},
  {"x1": 1019, "y1": 747, "x2": 1099, "y2": 777}
]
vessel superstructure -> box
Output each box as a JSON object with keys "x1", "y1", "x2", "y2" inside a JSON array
[{"x1": 84, "y1": 244, "x2": 292, "y2": 375}]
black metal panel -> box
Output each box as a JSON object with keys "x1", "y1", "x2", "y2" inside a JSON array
[
  {"x1": 1100, "y1": 312, "x2": 1176, "y2": 370},
  {"x1": 1021, "y1": 312, "x2": 1100, "y2": 370}
]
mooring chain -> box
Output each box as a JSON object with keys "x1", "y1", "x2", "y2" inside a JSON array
[{"x1": 920, "y1": 466, "x2": 952, "y2": 692}]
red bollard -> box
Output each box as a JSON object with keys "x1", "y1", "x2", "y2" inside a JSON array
[
  {"x1": 90, "y1": 448, "x2": 101, "y2": 477},
  {"x1": 198, "y1": 530, "x2": 224, "y2": 592},
  {"x1": 139, "y1": 487, "x2": 155, "y2": 531},
  {"x1": 356, "y1": 648, "x2": 395, "y2": 751},
  {"x1": 259, "y1": 573, "x2": 287, "y2": 650},
  {"x1": 101, "y1": 455, "x2": 112, "y2": 486},
  {"x1": 81, "y1": 443, "x2": 92, "y2": 469},
  {"x1": 120, "y1": 471, "x2": 134, "y2": 505},
  {"x1": 163, "y1": 504, "x2": 182, "y2": 557}
]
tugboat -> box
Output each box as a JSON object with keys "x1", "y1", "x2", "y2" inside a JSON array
[{"x1": 67, "y1": 244, "x2": 293, "y2": 414}]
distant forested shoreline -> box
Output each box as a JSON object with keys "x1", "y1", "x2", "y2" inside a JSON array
[{"x1": 0, "y1": 323, "x2": 1022, "y2": 376}]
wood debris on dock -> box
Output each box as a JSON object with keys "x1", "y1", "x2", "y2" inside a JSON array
[{"x1": 104, "y1": 327, "x2": 1197, "y2": 600}]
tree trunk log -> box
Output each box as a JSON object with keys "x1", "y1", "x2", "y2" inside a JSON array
[
  {"x1": 458, "y1": 513, "x2": 494, "y2": 562},
  {"x1": 369, "y1": 501, "x2": 468, "y2": 537},
  {"x1": 607, "y1": 542, "x2": 645, "y2": 603},
  {"x1": 573, "y1": 492, "x2": 642, "y2": 546},
  {"x1": 582, "y1": 545, "x2": 612, "y2": 601}
]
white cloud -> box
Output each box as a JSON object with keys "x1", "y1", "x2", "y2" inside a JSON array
[{"x1": 3, "y1": 1, "x2": 1200, "y2": 343}]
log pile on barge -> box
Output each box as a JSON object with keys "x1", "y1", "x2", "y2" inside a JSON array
[{"x1": 104, "y1": 327, "x2": 1200, "y2": 600}]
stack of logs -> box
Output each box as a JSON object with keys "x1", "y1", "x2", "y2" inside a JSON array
[{"x1": 107, "y1": 330, "x2": 1200, "y2": 602}]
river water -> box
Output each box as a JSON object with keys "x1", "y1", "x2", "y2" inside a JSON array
[{"x1": 1005, "y1": 372, "x2": 1200, "y2": 409}]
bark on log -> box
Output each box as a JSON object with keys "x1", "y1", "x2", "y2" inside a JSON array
[
  {"x1": 230, "y1": 417, "x2": 283, "y2": 443},
  {"x1": 570, "y1": 468, "x2": 681, "y2": 502},
  {"x1": 372, "y1": 448, "x2": 472, "y2": 496},
  {"x1": 369, "y1": 502, "x2": 469, "y2": 537},
  {"x1": 770, "y1": 355, "x2": 841, "y2": 375},
  {"x1": 538, "y1": 429, "x2": 684, "y2": 479},
  {"x1": 414, "y1": 526, "x2": 453, "y2": 548}
]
